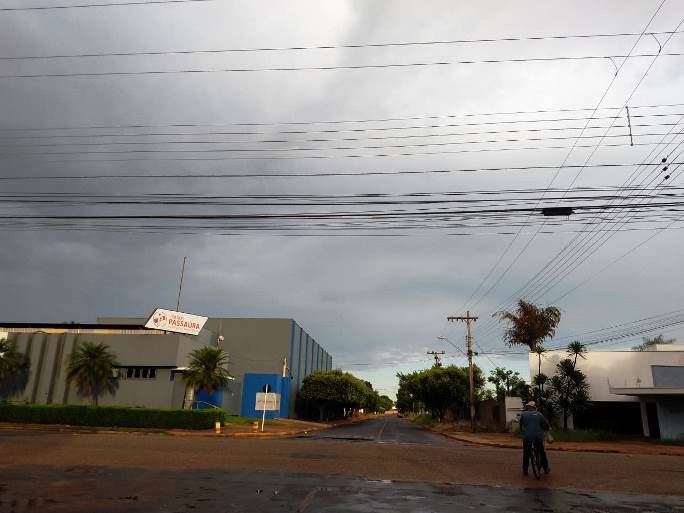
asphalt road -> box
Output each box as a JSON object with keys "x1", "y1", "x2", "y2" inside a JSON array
[
  {"x1": 306, "y1": 414, "x2": 452, "y2": 444},
  {"x1": 1, "y1": 416, "x2": 683, "y2": 512}
]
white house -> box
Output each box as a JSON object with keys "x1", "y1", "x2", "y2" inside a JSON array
[{"x1": 530, "y1": 344, "x2": 684, "y2": 440}]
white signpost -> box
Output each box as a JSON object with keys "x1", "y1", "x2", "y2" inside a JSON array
[
  {"x1": 144, "y1": 308, "x2": 208, "y2": 336},
  {"x1": 255, "y1": 386, "x2": 280, "y2": 432}
]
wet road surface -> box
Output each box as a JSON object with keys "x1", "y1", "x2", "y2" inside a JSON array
[
  {"x1": 2, "y1": 466, "x2": 683, "y2": 513},
  {"x1": 306, "y1": 414, "x2": 452, "y2": 444},
  {"x1": 1, "y1": 416, "x2": 683, "y2": 512}
]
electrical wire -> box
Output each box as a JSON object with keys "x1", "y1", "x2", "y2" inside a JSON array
[
  {"x1": 3, "y1": 31, "x2": 683, "y2": 59},
  {"x1": 1, "y1": 53, "x2": 682, "y2": 79},
  {"x1": 0, "y1": 0, "x2": 215, "y2": 12},
  {"x1": 471, "y1": 13, "x2": 684, "y2": 339},
  {"x1": 1, "y1": 161, "x2": 678, "y2": 181},
  {"x1": 1, "y1": 102, "x2": 680, "y2": 132}
]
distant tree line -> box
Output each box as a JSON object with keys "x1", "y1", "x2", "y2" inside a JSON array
[
  {"x1": 395, "y1": 364, "x2": 485, "y2": 421},
  {"x1": 299, "y1": 369, "x2": 393, "y2": 421}
]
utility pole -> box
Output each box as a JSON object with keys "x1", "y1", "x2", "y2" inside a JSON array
[
  {"x1": 447, "y1": 311, "x2": 478, "y2": 432},
  {"x1": 426, "y1": 350, "x2": 445, "y2": 366}
]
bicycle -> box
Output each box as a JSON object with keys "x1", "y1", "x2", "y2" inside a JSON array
[{"x1": 530, "y1": 441, "x2": 544, "y2": 480}]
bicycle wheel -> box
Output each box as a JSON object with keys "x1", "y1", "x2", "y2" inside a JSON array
[{"x1": 531, "y1": 444, "x2": 541, "y2": 480}]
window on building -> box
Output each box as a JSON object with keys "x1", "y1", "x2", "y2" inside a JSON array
[{"x1": 120, "y1": 367, "x2": 159, "y2": 380}]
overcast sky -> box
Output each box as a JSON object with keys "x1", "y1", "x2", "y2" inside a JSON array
[{"x1": 2, "y1": 0, "x2": 684, "y2": 399}]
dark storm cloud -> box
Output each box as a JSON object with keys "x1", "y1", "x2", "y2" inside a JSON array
[{"x1": 2, "y1": 1, "x2": 684, "y2": 398}]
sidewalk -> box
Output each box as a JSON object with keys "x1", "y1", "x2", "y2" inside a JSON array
[{"x1": 438, "y1": 430, "x2": 684, "y2": 456}]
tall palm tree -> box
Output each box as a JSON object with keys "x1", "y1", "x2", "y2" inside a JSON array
[
  {"x1": 497, "y1": 299, "x2": 561, "y2": 351},
  {"x1": 567, "y1": 340, "x2": 587, "y2": 367},
  {"x1": 531, "y1": 345, "x2": 547, "y2": 377},
  {"x1": 183, "y1": 347, "x2": 232, "y2": 408},
  {"x1": 66, "y1": 342, "x2": 120, "y2": 406}
]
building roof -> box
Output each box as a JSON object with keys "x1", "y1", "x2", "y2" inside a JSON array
[
  {"x1": 609, "y1": 385, "x2": 684, "y2": 396},
  {"x1": 0, "y1": 322, "x2": 164, "y2": 334}
]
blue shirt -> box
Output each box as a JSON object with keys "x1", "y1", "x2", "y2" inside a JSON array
[{"x1": 520, "y1": 410, "x2": 550, "y2": 442}]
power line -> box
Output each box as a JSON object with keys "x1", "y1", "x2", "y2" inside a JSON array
[
  {"x1": 470, "y1": 11, "x2": 682, "y2": 332},
  {"x1": 0, "y1": 129, "x2": 672, "y2": 157},
  {"x1": 0, "y1": 139, "x2": 659, "y2": 163},
  {"x1": 0, "y1": 0, "x2": 215, "y2": 12},
  {"x1": 2, "y1": 30, "x2": 683, "y2": 60},
  {"x1": 1, "y1": 102, "x2": 680, "y2": 132},
  {"x1": 0, "y1": 53, "x2": 681, "y2": 79},
  {"x1": 4, "y1": 120, "x2": 675, "y2": 145},
  {"x1": 500, "y1": 124, "x2": 684, "y2": 308},
  {"x1": 0, "y1": 161, "x2": 678, "y2": 181}
]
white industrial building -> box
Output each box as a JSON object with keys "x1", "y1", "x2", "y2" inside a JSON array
[{"x1": 531, "y1": 344, "x2": 684, "y2": 440}]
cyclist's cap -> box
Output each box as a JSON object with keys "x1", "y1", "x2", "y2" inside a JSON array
[{"x1": 525, "y1": 401, "x2": 536, "y2": 408}]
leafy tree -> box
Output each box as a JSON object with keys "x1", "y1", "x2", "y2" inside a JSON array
[
  {"x1": 396, "y1": 365, "x2": 484, "y2": 420},
  {"x1": 632, "y1": 334, "x2": 675, "y2": 352},
  {"x1": 0, "y1": 339, "x2": 24, "y2": 381},
  {"x1": 301, "y1": 369, "x2": 370, "y2": 420},
  {"x1": 363, "y1": 388, "x2": 381, "y2": 413},
  {"x1": 66, "y1": 342, "x2": 120, "y2": 406},
  {"x1": 184, "y1": 347, "x2": 232, "y2": 405},
  {"x1": 487, "y1": 367, "x2": 526, "y2": 399},
  {"x1": 378, "y1": 395, "x2": 394, "y2": 412},
  {"x1": 549, "y1": 342, "x2": 590, "y2": 428},
  {"x1": 498, "y1": 300, "x2": 561, "y2": 351},
  {"x1": 479, "y1": 388, "x2": 495, "y2": 401},
  {"x1": 0, "y1": 338, "x2": 30, "y2": 400}
]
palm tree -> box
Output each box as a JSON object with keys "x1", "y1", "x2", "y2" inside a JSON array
[
  {"x1": 567, "y1": 340, "x2": 587, "y2": 367},
  {"x1": 497, "y1": 299, "x2": 561, "y2": 351},
  {"x1": 66, "y1": 342, "x2": 120, "y2": 406},
  {"x1": 183, "y1": 347, "x2": 232, "y2": 408},
  {"x1": 0, "y1": 338, "x2": 31, "y2": 400},
  {"x1": 531, "y1": 345, "x2": 547, "y2": 377}
]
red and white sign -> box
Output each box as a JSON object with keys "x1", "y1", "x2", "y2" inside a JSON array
[{"x1": 144, "y1": 308, "x2": 208, "y2": 336}]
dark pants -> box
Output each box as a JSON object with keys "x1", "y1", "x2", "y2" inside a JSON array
[{"x1": 523, "y1": 440, "x2": 548, "y2": 471}]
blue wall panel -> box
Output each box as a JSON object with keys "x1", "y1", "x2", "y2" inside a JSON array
[
  {"x1": 240, "y1": 373, "x2": 291, "y2": 419},
  {"x1": 193, "y1": 388, "x2": 224, "y2": 409},
  {"x1": 288, "y1": 319, "x2": 295, "y2": 379}
]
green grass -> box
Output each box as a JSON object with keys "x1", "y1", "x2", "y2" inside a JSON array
[{"x1": 410, "y1": 414, "x2": 437, "y2": 428}]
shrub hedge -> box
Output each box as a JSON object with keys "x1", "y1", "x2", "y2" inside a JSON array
[{"x1": 0, "y1": 403, "x2": 226, "y2": 430}]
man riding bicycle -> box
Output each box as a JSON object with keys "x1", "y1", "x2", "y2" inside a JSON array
[{"x1": 519, "y1": 400, "x2": 550, "y2": 476}]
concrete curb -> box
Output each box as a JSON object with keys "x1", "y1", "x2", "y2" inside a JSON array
[{"x1": 438, "y1": 432, "x2": 684, "y2": 457}]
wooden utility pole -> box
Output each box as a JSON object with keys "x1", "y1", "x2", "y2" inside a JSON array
[
  {"x1": 447, "y1": 311, "x2": 478, "y2": 432},
  {"x1": 426, "y1": 350, "x2": 445, "y2": 366}
]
